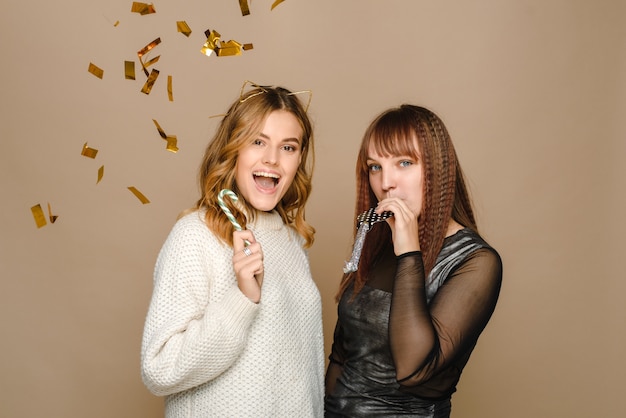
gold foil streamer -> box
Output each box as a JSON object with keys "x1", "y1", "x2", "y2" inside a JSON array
[
  {"x1": 167, "y1": 75, "x2": 173, "y2": 101},
  {"x1": 141, "y1": 69, "x2": 159, "y2": 94},
  {"x1": 177, "y1": 21, "x2": 192, "y2": 37},
  {"x1": 81, "y1": 142, "x2": 98, "y2": 159},
  {"x1": 128, "y1": 187, "x2": 150, "y2": 204},
  {"x1": 131, "y1": 2, "x2": 156, "y2": 15},
  {"x1": 88, "y1": 63, "x2": 104, "y2": 79},
  {"x1": 124, "y1": 60, "x2": 136, "y2": 80},
  {"x1": 200, "y1": 30, "x2": 221, "y2": 56},
  {"x1": 239, "y1": 0, "x2": 250, "y2": 16},
  {"x1": 97, "y1": 165, "x2": 104, "y2": 184},
  {"x1": 47, "y1": 202, "x2": 58, "y2": 224},
  {"x1": 31, "y1": 204, "x2": 47, "y2": 228},
  {"x1": 271, "y1": 0, "x2": 285, "y2": 10}
]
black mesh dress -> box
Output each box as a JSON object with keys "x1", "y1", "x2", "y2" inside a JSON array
[{"x1": 325, "y1": 229, "x2": 502, "y2": 417}]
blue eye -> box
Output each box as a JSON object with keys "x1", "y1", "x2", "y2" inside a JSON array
[
  {"x1": 368, "y1": 164, "x2": 381, "y2": 172},
  {"x1": 400, "y1": 160, "x2": 413, "y2": 167}
]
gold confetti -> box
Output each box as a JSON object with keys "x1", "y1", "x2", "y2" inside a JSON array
[
  {"x1": 31, "y1": 204, "x2": 47, "y2": 228},
  {"x1": 88, "y1": 63, "x2": 104, "y2": 79},
  {"x1": 239, "y1": 0, "x2": 250, "y2": 16},
  {"x1": 177, "y1": 21, "x2": 192, "y2": 37},
  {"x1": 131, "y1": 2, "x2": 156, "y2": 15},
  {"x1": 124, "y1": 60, "x2": 136, "y2": 80},
  {"x1": 47, "y1": 202, "x2": 58, "y2": 224},
  {"x1": 271, "y1": 0, "x2": 286, "y2": 10},
  {"x1": 141, "y1": 69, "x2": 160, "y2": 94},
  {"x1": 137, "y1": 38, "x2": 161, "y2": 58},
  {"x1": 243, "y1": 43, "x2": 254, "y2": 51},
  {"x1": 167, "y1": 75, "x2": 173, "y2": 101},
  {"x1": 128, "y1": 187, "x2": 150, "y2": 204},
  {"x1": 114, "y1": 20, "x2": 120, "y2": 27},
  {"x1": 152, "y1": 119, "x2": 167, "y2": 138},
  {"x1": 200, "y1": 30, "x2": 221, "y2": 56},
  {"x1": 97, "y1": 165, "x2": 104, "y2": 184},
  {"x1": 138, "y1": 37, "x2": 161, "y2": 76},
  {"x1": 216, "y1": 40, "x2": 243, "y2": 57},
  {"x1": 166, "y1": 136, "x2": 179, "y2": 153},
  {"x1": 81, "y1": 142, "x2": 98, "y2": 159}
]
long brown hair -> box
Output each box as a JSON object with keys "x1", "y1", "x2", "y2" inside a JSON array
[
  {"x1": 189, "y1": 85, "x2": 315, "y2": 248},
  {"x1": 337, "y1": 105, "x2": 476, "y2": 299}
]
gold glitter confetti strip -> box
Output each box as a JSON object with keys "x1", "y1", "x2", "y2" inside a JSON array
[
  {"x1": 131, "y1": 2, "x2": 156, "y2": 15},
  {"x1": 167, "y1": 75, "x2": 173, "y2": 101},
  {"x1": 166, "y1": 136, "x2": 179, "y2": 153},
  {"x1": 97, "y1": 166, "x2": 104, "y2": 184},
  {"x1": 243, "y1": 43, "x2": 254, "y2": 51},
  {"x1": 114, "y1": 20, "x2": 120, "y2": 27},
  {"x1": 141, "y1": 69, "x2": 160, "y2": 94},
  {"x1": 271, "y1": 0, "x2": 285, "y2": 10},
  {"x1": 128, "y1": 187, "x2": 150, "y2": 204},
  {"x1": 239, "y1": 0, "x2": 250, "y2": 16},
  {"x1": 124, "y1": 60, "x2": 136, "y2": 80},
  {"x1": 47, "y1": 202, "x2": 58, "y2": 224},
  {"x1": 31, "y1": 204, "x2": 47, "y2": 228},
  {"x1": 88, "y1": 63, "x2": 104, "y2": 79},
  {"x1": 177, "y1": 21, "x2": 192, "y2": 37},
  {"x1": 81, "y1": 142, "x2": 98, "y2": 159}
]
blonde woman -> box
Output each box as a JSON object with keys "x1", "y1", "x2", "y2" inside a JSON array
[{"x1": 141, "y1": 84, "x2": 323, "y2": 417}]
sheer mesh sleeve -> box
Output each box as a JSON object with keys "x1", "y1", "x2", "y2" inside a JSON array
[
  {"x1": 389, "y1": 248, "x2": 502, "y2": 393},
  {"x1": 325, "y1": 319, "x2": 346, "y2": 395}
]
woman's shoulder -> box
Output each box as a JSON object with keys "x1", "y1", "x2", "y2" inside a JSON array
[{"x1": 165, "y1": 209, "x2": 221, "y2": 247}]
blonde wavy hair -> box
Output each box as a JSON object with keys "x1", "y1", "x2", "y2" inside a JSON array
[{"x1": 187, "y1": 85, "x2": 315, "y2": 248}]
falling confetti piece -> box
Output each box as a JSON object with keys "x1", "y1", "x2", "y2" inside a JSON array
[
  {"x1": 114, "y1": 20, "x2": 120, "y2": 27},
  {"x1": 124, "y1": 60, "x2": 136, "y2": 80},
  {"x1": 239, "y1": 0, "x2": 250, "y2": 16},
  {"x1": 138, "y1": 37, "x2": 161, "y2": 76},
  {"x1": 131, "y1": 2, "x2": 156, "y2": 15},
  {"x1": 81, "y1": 142, "x2": 98, "y2": 159},
  {"x1": 31, "y1": 204, "x2": 47, "y2": 228},
  {"x1": 177, "y1": 21, "x2": 192, "y2": 37},
  {"x1": 141, "y1": 69, "x2": 160, "y2": 94},
  {"x1": 271, "y1": 0, "x2": 286, "y2": 10},
  {"x1": 167, "y1": 75, "x2": 173, "y2": 101},
  {"x1": 243, "y1": 43, "x2": 254, "y2": 51},
  {"x1": 216, "y1": 40, "x2": 243, "y2": 57},
  {"x1": 166, "y1": 136, "x2": 179, "y2": 153},
  {"x1": 128, "y1": 186, "x2": 150, "y2": 204},
  {"x1": 97, "y1": 165, "x2": 104, "y2": 184},
  {"x1": 152, "y1": 119, "x2": 167, "y2": 139},
  {"x1": 200, "y1": 30, "x2": 220, "y2": 56},
  {"x1": 47, "y1": 202, "x2": 58, "y2": 224},
  {"x1": 88, "y1": 63, "x2": 104, "y2": 79}
]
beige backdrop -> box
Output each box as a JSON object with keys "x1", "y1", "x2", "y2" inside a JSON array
[{"x1": 1, "y1": 1, "x2": 625, "y2": 417}]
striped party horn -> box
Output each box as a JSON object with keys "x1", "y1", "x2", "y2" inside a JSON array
[{"x1": 218, "y1": 189, "x2": 250, "y2": 245}]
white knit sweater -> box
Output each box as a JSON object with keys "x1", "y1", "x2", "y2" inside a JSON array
[{"x1": 141, "y1": 210, "x2": 324, "y2": 417}]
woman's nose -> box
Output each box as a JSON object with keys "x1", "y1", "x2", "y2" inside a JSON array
[
  {"x1": 263, "y1": 146, "x2": 278, "y2": 165},
  {"x1": 381, "y1": 169, "x2": 396, "y2": 191}
]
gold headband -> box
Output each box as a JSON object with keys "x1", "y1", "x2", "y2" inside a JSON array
[{"x1": 239, "y1": 80, "x2": 312, "y2": 112}]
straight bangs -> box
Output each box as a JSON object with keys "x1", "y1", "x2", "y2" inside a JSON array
[{"x1": 360, "y1": 110, "x2": 420, "y2": 171}]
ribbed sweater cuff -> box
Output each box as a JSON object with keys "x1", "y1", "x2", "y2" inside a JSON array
[{"x1": 220, "y1": 286, "x2": 260, "y2": 334}]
